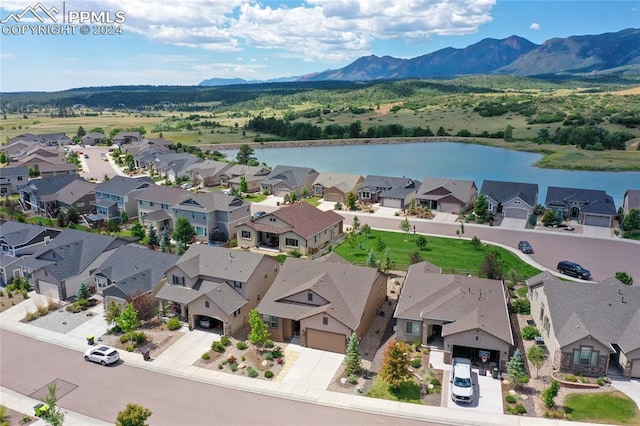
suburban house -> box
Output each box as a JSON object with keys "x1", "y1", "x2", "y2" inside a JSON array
[
  {"x1": 185, "y1": 160, "x2": 232, "y2": 187},
  {"x1": 54, "y1": 179, "x2": 97, "y2": 215},
  {"x1": 112, "y1": 131, "x2": 141, "y2": 145},
  {"x1": 545, "y1": 186, "x2": 617, "y2": 227},
  {"x1": 132, "y1": 143, "x2": 172, "y2": 170},
  {"x1": 527, "y1": 271, "x2": 640, "y2": 378},
  {"x1": 18, "y1": 175, "x2": 84, "y2": 217},
  {"x1": 171, "y1": 192, "x2": 251, "y2": 243},
  {"x1": 93, "y1": 176, "x2": 154, "y2": 221},
  {"x1": 480, "y1": 180, "x2": 539, "y2": 219},
  {"x1": 153, "y1": 245, "x2": 280, "y2": 335},
  {"x1": 0, "y1": 166, "x2": 28, "y2": 195},
  {"x1": 28, "y1": 228, "x2": 131, "y2": 300},
  {"x1": 81, "y1": 132, "x2": 108, "y2": 146},
  {"x1": 9, "y1": 133, "x2": 71, "y2": 147},
  {"x1": 312, "y1": 173, "x2": 364, "y2": 203},
  {"x1": 414, "y1": 177, "x2": 478, "y2": 213},
  {"x1": 395, "y1": 261, "x2": 514, "y2": 370},
  {"x1": 0, "y1": 219, "x2": 61, "y2": 258},
  {"x1": 357, "y1": 175, "x2": 421, "y2": 208},
  {"x1": 220, "y1": 165, "x2": 271, "y2": 193},
  {"x1": 260, "y1": 165, "x2": 319, "y2": 197},
  {"x1": 1, "y1": 140, "x2": 37, "y2": 160},
  {"x1": 235, "y1": 202, "x2": 343, "y2": 255},
  {"x1": 92, "y1": 245, "x2": 180, "y2": 306},
  {"x1": 36, "y1": 163, "x2": 78, "y2": 178},
  {"x1": 623, "y1": 189, "x2": 640, "y2": 216},
  {"x1": 152, "y1": 153, "x2": 202, "y2": 183},
  {"x1": 136, "y1": 185, "x2": 191, "y2": 232},
  {"x1": 257, "y1": 254, "x2": 387, "y2": 353}
]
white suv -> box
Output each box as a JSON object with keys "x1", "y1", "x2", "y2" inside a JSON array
[
  {"x1": 84, "y1": 346, "x2": 120, "y2": 366},
  {"x1": 450, "y1": 357, "x2": 474, "y2": 404}
]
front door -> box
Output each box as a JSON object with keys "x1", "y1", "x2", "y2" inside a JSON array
[{"x1": 293, "y1": 320, "x2": 301, "y2": 336}]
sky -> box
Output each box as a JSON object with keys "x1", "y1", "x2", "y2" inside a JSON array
[{"x1": 0, "y1": 0, "x2": 638, "y2": 92}]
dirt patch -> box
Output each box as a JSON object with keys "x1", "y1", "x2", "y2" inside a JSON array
[
  {"x1": 2, "y1": 406, "x2": 37, "y2": 426},
  {"x1": 0, "y1": 290, "x2": 30, "y2": 314},
  {"x1": 99, "y1": 318, "x2": 184, "y2": 357}
]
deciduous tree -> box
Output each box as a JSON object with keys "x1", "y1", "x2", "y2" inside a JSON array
[
  {"x1": 173, "y1": 217, "x2": 195, "y2": 255},
  {"x1": 399, "y1": 217, "x2": 411, "y2": 239},
  {"x1": 116, "y1": 403, "x2": 152, "y2": 426},
  {"x1": 345, "y1": 192, "x2": 357, "y2": 211},
  {"x1": 117, "y1": 303, "x2": 140, "y2": 342},
  {"x1": 527, "y1": 345, "x2": 545, "y2": 378},
  {"x1": 131, "y1": 222, "x2": 145, "y2": 240},
  {"x1": 105, "y1": 300, "x2": 123, "y2": 327},
  {"x1": 380, "y1": 340, "x2": 411, "y2": 390},
  {"x1": 416, "y1": 235, "x2": 427, "y2": 250},
  {"x1": 248, "y1": 308, "x2": 270, "y2": 347}
]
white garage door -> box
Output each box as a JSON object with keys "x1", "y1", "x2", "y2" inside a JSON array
[
  {"x1": 631, "y1": 360, "x2": 640, "y2": 378},
  {"x1": 306, "y1": 329, "x2": 346, "y2": 353},
  {"x1": 275, "y1": 188, "x2": 290, "y2": 197},
  {"x1": 38, "y1": 280, "x2": 60, "y2": 300},
  {"x1": 324, "y1": 192, "x2": 343, "y2": 203},
  {"x1": 382, "y1": 198, "x2": 403, "y2": 209},
  {"x1": 583, "y1": 215, "x2": 611, "y2": 227},
  {"x1": 504, "y1": 207, "x2": 528, "y2": 219}
]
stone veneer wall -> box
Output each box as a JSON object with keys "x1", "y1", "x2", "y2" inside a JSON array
[{"x1": 560, "y1": 352, "x2": 608, "y2": 377}]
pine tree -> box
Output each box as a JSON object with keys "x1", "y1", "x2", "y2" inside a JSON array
[
  {"x1": 380, "y1": 340, "x2": 411, "y2": 390},
  {"x1": 147, "y1": 225, "x2": 159, "y2": 246},
  {"x1": 506, "y1": 348, "x2": 527, "y2": 386},
  {"x1": 344, "y1": 333, "x2": 362, "y2": 376},
  {"x1": 76, "y1": 282, "x2": 91, "y2": 301},
  {"x1": 366, "y1": 249, "x2": 377, "y2": 268},
  {"x1": 381, "y1": 248, "x2": 393, "y2": 273},
  {"x1": 160, "y1": 228, "x2": 170, "y2": 252}
]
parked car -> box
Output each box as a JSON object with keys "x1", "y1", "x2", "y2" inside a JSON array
[
  {"x1": 83, "y1": 154, "x2": 89, "y2": 159},
  {"x1": 518, "y1": 241, "x2": 533, "y2": 254},
  {"x1": 199, "y1": 317, "x2": 212, "y2": 329},
  {"x1": 450, "y1": 357, "x2": 474, "y2": 404},
  {"x1": 84, "y1": 346, "x2": 120, "y2": 366},
  {"x1": 252, "y1": 211, "x2": 267, "y2": 219},
  {"x1": 557, "y1": 260, "x2": 591, "y2": 280}
]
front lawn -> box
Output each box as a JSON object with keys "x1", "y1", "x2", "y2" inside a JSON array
[
  {"x1": 244, "y1": 193, "x2": 267, "y2": 203},
  {"x1": 366, "y1": 376, "x2": 423, "y2": 404},
  {"x1": 563, "y1": 392, "x2": 640, "y2": 425},
  {"x1": 335, "y1": 229, "x2": 541, "y2": 279}
]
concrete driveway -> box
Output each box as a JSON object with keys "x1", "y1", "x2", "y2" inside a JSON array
[
  {"x1": 279, "y1": 344, "x2": 344, "y2": 390},
  {"x1": 499, "y1": 218, "x2": 527, "y2": 229},
  {"x1": 445, "y1": 367, "x2": 504, "y2": 414}
]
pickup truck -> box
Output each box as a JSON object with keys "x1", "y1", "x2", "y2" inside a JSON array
[{"x1": 451, "y1": 357, "x2": 474, "y2": 404}]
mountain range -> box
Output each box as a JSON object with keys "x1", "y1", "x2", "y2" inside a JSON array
[{"x1": 199, "y1": 28, "x2": 640, "y2": 86}]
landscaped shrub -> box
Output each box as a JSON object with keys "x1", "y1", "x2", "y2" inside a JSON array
[
  {"x1": 227, "y1": 354, "x2": 237, "y2": 364},
  {"x1": 347, "y1": 374, "x2": 358, "y2": 385},
  {"x1": 564, "y1": 374, "x2": 577, "y2": 382},
  {"x1": 270, "y1": 349, "x2": 283, "y2": 358},
  {"x1": 6, "y1": 290, "x2": 12, "y2": 299},
  {"x1": 211, "y1": 341, "x2": 226, "y2": 353},
  {"x1": 264, "y1": 340, "x2": 275, "y2": 348},
  {"x1": 264, "y1": 370, "x2": 274, "y2": 379},
  {"x1": 248, "y1": 367, "x2": 259, "y2": 378},
  {"x1": 506, "y1": 404, "x2": 526, "y2": 415},
  {"x1": 125, "y1": 344, "x2": 135, "y2": 352},
  {"x1": 430, "y1": 378, "x2": 440, "y2": 387},
  {"x1": 120, "y1": 334, "x2": 130, "y2": 343},
  {"x1": 241, "y1": 355, "x2": 246, "y2": 362},
  {"x1": 202, "y1": 353, "x2": 210, "y2": 360},
  {"x1": 24, "y1": 310, "x2": 38, "y2": 321},
  {"x1": 512, "y1": 299, "x2": 531, "y2": 315},
  {"x1": 411, "y1": 359, "x2": 422, "y2": 369},
  {"x1": 521, "y1": 325, "x2": 541, "y2": 340},
  {"x1": 220, "y1": 336, "x2": 231, "y2": 346},
  {"x1": 505, "y1": 394, "x2": 517, "y2": 404},
  {"x1": 229, "y1": 363, "x2": 238, "y2": 372},
  {"x1": 21, "y1": 290, "x2": 28, "y2": 299},
  {"x1": 132, "y1": 331, "x2": 146, "y2": 344},
  {"x1": 166, "y1": 317, "x2": 181, "y2": 330},
  {"x1": 236, "y1": 341, "x2": 248, "y2": 350},
  {"x1": 66, "y1": 304, "x2": 82, "y2": 313},
  {"x1": 218, "y1": 363, "x2": 223, "y2": 369},
  {"x1": 0, "y1": 290, "x2": 4, "y2": 297},
  {"x1": 264, "y1": 352, "x2": 274, "y2": 361},
  {"x1": 35, "y1": 302, "x2": 48, "y2": 316},
  {"x1": 597, "y1": 377, "x2": 605, "y2": 386}
]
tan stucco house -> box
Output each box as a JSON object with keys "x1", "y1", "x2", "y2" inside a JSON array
[
  {"x1": 257, "y1": 254, "x2": 387, "y2": 353},
  {"x1": 153, "y1": 245, "x2": 280, "y2": 335},
  {"x1": 414, "y1": 177, "x2": 478, "y2": 213},
  {"x1": 312, "y1": 173, "x2": 364, "y2": 203},
  {"x1": 527, "y1": 271, "x2": 640, "y2": 378},
  {"x1": 395, "y1": 261, "x2": 514, "y2": 371}
]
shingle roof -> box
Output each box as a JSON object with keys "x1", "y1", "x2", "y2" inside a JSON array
[
  {"x1": 94, "y1": 176, "x2": 154, "y2": 196},
  {"x1": 174, "y1": 245, "x2": 268, "y2": 283},
  {"x1": 18, "y1": 175, "x2": 83, "y2": 196},
  {"x1": 222, "y1": 164, "x2": 270, "y2": 179},
  {"x1": 246, "y1": 202, "x2": 343, "y2": 239},
  {"x1": 262, "y1": 165, "x2": 318, "y2": 187},
  {"x1": 380, "y1": 180, "x2": 420, "y2": 199},
  {"x1": 0, "y1": 166, "x2": 28, "y2": 177},
  {"x1": 360, "y1": 175, "x2": 418, "y2": 191},
  {"x1": 526, "y1": 272, "x2": 640, "y2": 352},
  {"x1": 135, "y1": 185, "x2": 190, "y2": 204},
  {"x1": 185, "y1": 160, "x2": 231, "y2": 177},
  {"x1": 480, "y1": 180, "x2": 538, "y2": 207},
  {"x1": 0, "y1": 220, "x2": 60, "y2": 248},
  {"x1": 142, "y1": 209, "x2": 171, "y2": 222},
  {"x1": 545, "y1": 186, "x2": 616, "y2": 215},
  {"x1": 257, "y1": 257, "x2": 383, "y2": 330},
  {"x1": 395, "y1": 262, "x2": 513, "y2": 345},
  {"x1": 37, "y1": 163, "x2": 78, "y2": 174},
  {"x1": 55, "y1": 179, "x2": 96, "y2": 205},
  {"x1": 313, "y1": 173, "x2": 363, "y2": 194},
  {"x1": 415, "y1": 177, "x2": 477, "y2": 203},
  {"x1": 174, "y1": 192, "x2": 248, "y2": 213}
]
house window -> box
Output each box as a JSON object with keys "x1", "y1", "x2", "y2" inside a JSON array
[
  {"x1": 285, "y1": 238, "x2": 299, "y2": 247},
  {"x1": 269, "y1": 217, "x2": 276, "y2": 222},
  {"x1": 234, "y1": 281, "x2": 242, "y2": 289},
  {"x1": 233, "y1": 308, "x2": 241, "y2": 317},
  {"x1": 405, "y1": 321, "x2": 419, "y2": 335},
  {"x1": 161, "y1": 204, "x2": 168, "y2": 210},
  {"x1": 139, "y1": 200, "x2": 143, "y2": 205},
  {"x1": 172, "y1": 275, "x2": 185, "y2": 286},
  {"x1": 241, "y1": 230, "x2": 251, "y2": 239},
  {"x1": 573, "y1": 346, "x2": 598, "y2": 366},
  {"x1": 543, "y1": 316, "x2": 550, "y2": 334},
  {"x1": 322, "y1": 317, "x2": 328, "y2": 325},
  {"x1": 76, "y1": 202, "x2": 85, "y2": 208},
  {"x1": 150, "y1": 202, "x2": 155, "y2": 207},
  {"x1": 205, "y1": 301, "x2": 209, "y2": 308},
  {"x1": 307, "y1": 293, "x2": 313, "y2": 301},
  {"x1": 263, "y1": 315, "x2": 278, "y2": 328},
  {"x1": 539, "y1": 304, "x2": 545, "y2": 321},
  {"x1": 17, "y1": 176, "x2": 24, "y2": 181}
]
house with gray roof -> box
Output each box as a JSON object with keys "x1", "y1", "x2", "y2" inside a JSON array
[
  {"x1": 357, "y1": 175, "x2": 420, "y2": 209},
  {"x1": 153, "y1": 245, "x2": 280, "y2": 334},
  {"x1": 545, "y1": 186, "x2": 616, "y2": 227},
  {"x1": 414, "y1": 177, "x2": 478, "y2": 213},
  {"x1": 260, "y1": 165, "x2": 319, "y2": 197},
  {"x1": 395, "y1": 261, "x2": 514, "y2": 370},
  {"x1": 94, "y1": 176, "x2": 154, "y2": 221},
  {"x1": 29, "y1": 228, "x2": 131, "y2": 300},
  {"x1": 312, "y1": 173, "x2": 364, "y2": 203},
  {"x1": 185, "y1": 160, "x2": 232, "y2": 187},
  {"x1": 236, "y1": 201, "x2": 343, "y2": 255},
  {"x1": 527, "y1": 271, "x2": 640, "y2": 378},
  {"x1": 171, "y1": 192, "x2": 251, "y2": 243},
  {"x1": 257, "y1": 255, "x2": 387, "y2": 353},
  {"x1": 132, "y1": 144, "x2": 172, "y2": 170},
  {"x1": 55, "y1": 179, "x2": 96, "y2": 215},
  {"x1": 623, "y1": 189, "x2": 640, "y2": 216},
  {"x1": 153, "y1": 153, "x2": 202, "y2": 183},
  {"x1": 81, "y1": 132, "x2": 108, "y2": 146},
  {"x1": 136, "y1": 185, "x2": 191, "y2": 232},
  {"x1": 1, "y1": 139, "x2": 37, "y2": 160},
  {"x1": 18, "y1": 175, "x2": 84, "y2": 217},
  {"x1": 92, "y1": 245, "x2": 180, "y2": 306},
  {"x1": 220, "y1": 165, "x2": 271, "y2": 193},
  {"x1": 112, "y1": 131, "x2": 141, "y2": 145},
  {"x1": 480, "y1": 180, "x2": 539, "y2": 220},
  {"x1": 0, "y1": 166, "x2": 28, "y2": 195}
]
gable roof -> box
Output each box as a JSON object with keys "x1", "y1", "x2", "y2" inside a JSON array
[
  {"x1": 185, "y1": 159, "x2": 231, "y2": 177},
  {"x1": 545, "y1": 186, "x2": 616, "y2": 215},
  {"x1": 135, "y1": 185, "x2": 191, "y2": 205},
  {"x1": 175, "y1": 192, "x2": 248, "y2": 212},
  {"x1": 173, "y1": 245, "x2": 269, "y2": 283},
  {"x1": 0, "y1": 219, "x2": 60, "y2": 248},
  {"x1": 262, "y1": 165, "x2": 318, "y2": 187},
  {"x1": 480, "y1": 180, "x2": 538, "y2": 207},
  {"x1": 395, "y1": 262, "x2": 513, "y2": 345},
  {"x1": 0, "y1": 166, "x2": 28, "y2": 177},
  {"x1": 415, "y1": 177, "x2": 477, "y2": 204},
  {"x1": 246, "y1": 202, "x2": 343, "y2": 239},
  {"x1": 360, "y1": 175, "x2": 418, "y2": 191},
  {"x1": 55, "y1": 179, "x2": 96, "y2": 205},
  {"x1": 222, "y1": 164, "x2": 271, "y2": 179},
  {"x1": 18, "y1": 175, "x2": 83, "y2": 196},
  {"x1": 526, "y1": 272, "x2": 640, "y2": 352},
  {"x1": 94, "y1": 176, "x2": 154, "y2": 196},
  {"x1": 313, "y1": 173, "x2": 363, "y2": 194},
  {"x1": 258, "y1": 257, "x2": 383, "y2": 330}
]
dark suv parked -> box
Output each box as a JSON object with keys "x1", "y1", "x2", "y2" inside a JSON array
[{"x1": 557, "y1": 260, "x2": 591, "y2": 280}]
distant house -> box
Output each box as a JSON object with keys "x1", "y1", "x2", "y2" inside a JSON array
[
  {"x1": 10, "y1": 133, "x2": 71, "y2": 147},
  {"x1": 235, "y1": 202, "x2": 343, "y2": 255},
  {"x1": 171, "y1": 192, "x2": 251, "y2": 243},
  {"x1": 395, "y1": 261, "x2": 514, "y2": 370},
  {"x1": 153, "y1": 153, "x2": 202, "y2": 183},
  {"x1": 257, "y1": 255, "x2": 387, "y2": 353},
  {"x1": 357, "y1": 175, "x2": 420, "y2": 208},
  {"x1": 480, "y1": 180, "x2": 539, "y2": 219},
  {"x1": 92, "y1": 245, "x2": 180, "y2": 306},
  {"x1": 527, "y1": 271, "x2": 640, "y2": 378},
  {"x1": 0, "y1": 166, "x2": 28, "y2": 195},
  {"x1": 154, "y1": 245, "x2": 280, "y2": 334},
  {"x1": 55, "y1": 179, "x2": 97, "y2": 215},
  {"x1": 37, "y1": 162, "x2": 78, "y2": 178},
  {"x1": 545, "y1": 186, "x2": 616, "y2": 227},
  {"x1": 0, "y1": 219, "x2": 61, "y2": 258},
  {"x1": 220, "y1": 165, "x2": 271, "y2": 193},
  {"x1": 414, "y1": 177, "x2": 478, "y2": 213},
  {"x1": 136, "y1": 185, "x2": 191, "y2": 231},
  {"x1": 18, "y1": 175, "x2": 84, "y2": 217},
  {"x1": 132, "y1": 143, "x2": 172, "y2": 170},
  {"x1": 260, "y1": 165, "x2": 319, "y2": 197},
  {"x1": 93, "y1": 176, "x2": 154, "y2": 221},
  {"x1": 185, "y1": 160, "x2": 232, "y2": 187},
  {"x1": 112, "y1": 131, "x2": 141, "y2": 145},
  {"x1": 1, "y1": 140, "x2": 37, "y2": 160},
  {"x1": 81, "y1": 132, "x2": 108, "y2": 146},
  {"x1": 623, "y1": 189, "x2": 640, "y2": 216},
  {"x1": 312, "y1": 173, "x2": 364, "y2": 203}
]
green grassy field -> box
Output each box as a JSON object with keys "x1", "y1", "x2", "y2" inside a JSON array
[{"x1": 563, "y1": 392, "x2": 640, "y2": 425}]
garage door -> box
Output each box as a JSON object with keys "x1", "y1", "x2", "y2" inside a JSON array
[
  {"x1": 38, "y1": 280, "x2": 60, "y2": 300},
  {"x1": 382, "y1": 198, "x2": 403, "y2": 209},
  {"x1": 631, "y1": 360, "x2": 640, "y2": 378},
  {"x1": 306, "y1": 329, "x2": 346, "y2": 353},
  {"x1": 504, "y1": 207, "x2": 528, "y2": 219},
  {"x1": 583, "y1": 215, "x2": 611, "y2": 227},
  {"x1": 274, "y1": 188, "x2": 290, "y2": 197},
  {"x1": 324, "y1": 192, "x2": 343, "y2": 203}
]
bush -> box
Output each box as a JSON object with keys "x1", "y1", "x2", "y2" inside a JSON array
[
  {"x1": 543, "y1": 408, "x2": 565, "y2": 419},
  {"x1": 202, "y1": 352, "x2": 210, "y2": 360},
  {"x1": 248, "y1": 367, "x2": 259, "y2": 378},
  {"x1": 220, "y1": 335, "x2": 231, "y2": 346},
  {"x1": 241, "y1": 355, "x2": 246, "y2": 362},
  {"x1": 505, "y1": 394, "x2": 517, "y2": 404},
  {"x1": 411, "y1": 359, "x2": 422, "y2": 369},
  {"x1": 564, "y1": 374, "x2": 577, "y2": 382},
  {"x1": 430, "y1": 378, "x2": 440, "y2": 387},
  {"x1": 0, "y1": 290, "x2": 4, "y2": 297},
  {"x1": 21, "y1": 289, "x2": 28, "y2": 299},
  {"x1": 24, "y1": 310, "x2": 38, "y2": 321},
  {"x1": 120, "y1": 334, "x2": 130, "y2": 343},
  {"x1": 218, "y1": 363, "x2": 223, "y2": 369},
  {"x1": 264, "y1": 370, "x2": 274, "y2": 379},
  {"x1": 290, "y1": 249, "x2": 302, "y2": 258},
  {"x1": 211, "y1": 341, "x2": 226, "y2": 353},
  {"x1": 264, "y1": 352, "x2": 274, "y2": 361},
  {"x1": 506, "y1": 404, "x2": 526, "y2": 415},
  {"x1": 597, "y1": 377, "x2": 605, "y2": 386},
  {"x1": 166, "y1": 317, "x2": 181, "y2": 330},
  {"x1": 521, "y1": 325, "x2": 541, "y2": 340},
  {"x1": 125, "y1": 344, "x2": 135, "y2": 352},
  {"x1": 512, "y1": 299, "x2": 531, "y2": 315},
  {"x1": 236, "y1": 341, "x2": 248, "y2": 350},
  {"x1": 6, "y1": 290, "x2": 12, "y2": 299},
  {"x1": 229, "y1": 363, "x2": 238, "y2": 372},
  {"x1": 347, "y1": 374, "x2": 358, "y2": 385},
  {"x1": 132, "y1": 331, "x2": 146, "y2": 344},
  {"x1": 264, "y1": 340, "x2": 275, "y2": 348}
]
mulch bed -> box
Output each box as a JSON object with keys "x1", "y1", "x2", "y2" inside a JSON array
[
  {"x1": 99, "y1": 318, "x2": 183, "y2": 356},
  {"x1": 194, "y1": 340, "x2": 284, "y2": 380}
]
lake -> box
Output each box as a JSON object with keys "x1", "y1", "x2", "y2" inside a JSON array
[{"x1": 222, "y1": 142, "x2": 640, "y2": 207}]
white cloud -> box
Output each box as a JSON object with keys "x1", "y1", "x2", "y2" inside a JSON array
[
  {"x1": 1, "y1": 53, "x2": 15, "y2": 60},
  {"x1": 529, "y1": 22, "x2": 540, "y2": 30}
]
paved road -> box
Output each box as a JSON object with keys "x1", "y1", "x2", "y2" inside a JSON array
[
  {"x1": 70, "y1": 145, "x2": 119, "y2": 181},
  {"x1": 0, "y1": 330, "x2": 438, "y2": 426}
]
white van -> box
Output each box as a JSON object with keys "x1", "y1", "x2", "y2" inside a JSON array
[{"x1": 451, "y1": 357, "x2": 474, "y2": 404}]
